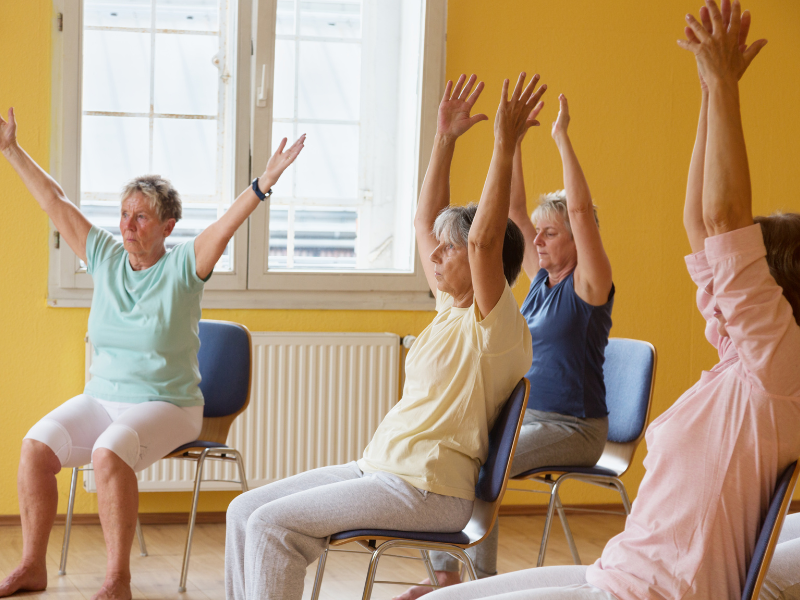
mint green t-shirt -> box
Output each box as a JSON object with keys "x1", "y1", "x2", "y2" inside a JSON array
[{"x1": 84, "y1": 226, "x2": 207, "y2": 407}]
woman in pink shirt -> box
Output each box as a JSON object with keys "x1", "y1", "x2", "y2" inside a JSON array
[{"x1": 425, "y1": 1, "x2": 800, "y2": 599}]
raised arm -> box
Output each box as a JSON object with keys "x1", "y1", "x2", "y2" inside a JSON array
[
  {"x1": 194, "y1": 135, "x2": 304, "y2": 279},
  {"x1": 679, "y1": 0, "x2": 766, "y2": 236},
  {"x1": 470, "y1": 73, "x2": 546, "y2": 318},
  {"x1": 509, "y1": 100, "x2": 546, "y2": 281},
  {"x1": 683, "y1": 2, "x2": 766, "y2": 244},
  {"x1": 0, "y1": 108, "x2": 92, "y2": 262},
  {"x1": 550, "y1": 95, "x2": 612, "y2": 306},
  {"x1": 415, "y1": 74, "x2": 488, "y2": 295}
]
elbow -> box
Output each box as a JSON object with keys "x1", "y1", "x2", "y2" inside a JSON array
[{"x1": 703, "y1": 207, "x2": 753, "y2": 236}]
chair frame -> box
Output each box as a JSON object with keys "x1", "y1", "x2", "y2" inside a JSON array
[
  {"x1": 509, "y1": 339, "x2": 657, "y2": 567},
  {"x1": 310, "y1": 378, "x2": 531, "y2": 600},
  {"x1": 744, "y1": 460, "x2": 800, "y2": 600},
  {"x1": 59, "y1": 320, "x2": 253, "y2": 593}
]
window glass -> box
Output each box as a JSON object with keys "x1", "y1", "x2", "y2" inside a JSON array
[{"x1": 80, "y1": 0, "x2": 236, "y2": 270}]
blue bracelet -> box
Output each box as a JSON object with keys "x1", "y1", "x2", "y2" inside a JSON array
[{"x1": 252, "y1": 177, "x2": 272, "y2": 201}]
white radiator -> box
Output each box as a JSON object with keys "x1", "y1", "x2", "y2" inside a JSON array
[{"x1": 83, "y1": 332, "x2": 400, "y2": 492}]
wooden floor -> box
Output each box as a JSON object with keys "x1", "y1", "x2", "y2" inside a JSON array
[{"x1": 0, "y1": 513, "x2": 626, "y2": 600}]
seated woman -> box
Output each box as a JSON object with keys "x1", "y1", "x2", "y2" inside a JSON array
[
  {"x1": 403, "y1": 90, "x2": 614, "y2": 597},
  {"x1": 0, "y1": 108, "x2": 303, "y2": 600},
  {"x1": 762, "y1": 511, "x2": 800, "y2": 599},
  {"x1": 223, "y1": 72, "x2": 544, "y2": 600},
  {"x1": 423, "y1": 1, "x2": 800, "y2": 599}
]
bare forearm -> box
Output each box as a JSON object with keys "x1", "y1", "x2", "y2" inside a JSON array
[
  {"x1": 684, "y1": 92, "x2": 710, "y2": 252},
  {"x1": 509, "y1": 142, "x2": 529, "y2": 222},
  {"x1": 415, "y1": 134, "x2": 456, "y2": 229},
  {"x1": 3, "y1": 143, "x2": 68, "y2": 212},
  {"x1": 703, "y1": 79, "x2": 754, "y2": 235},
  {"x1": 471, "y1": 140, "x2": 515, "y2": 247},
  {"x1": 554, "y1": 133, "x2": 593, "y2": 216}
]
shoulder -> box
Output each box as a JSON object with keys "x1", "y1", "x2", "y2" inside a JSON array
[{"x1": 86, "y1": 226, "x2": 124, "y2": 273}]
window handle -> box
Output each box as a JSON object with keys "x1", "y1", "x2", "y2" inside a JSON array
[{"x1": 257, "y1": 64, "x2": 268, "y2": 108}]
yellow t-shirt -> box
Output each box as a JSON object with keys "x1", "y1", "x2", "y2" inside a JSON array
[{"x1": 358, "y1": 283, "x2": 532, "y2": 500}]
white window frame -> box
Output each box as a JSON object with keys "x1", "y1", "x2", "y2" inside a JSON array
[{"x1": 48, "y1": 0, "x2": 444, "y2": 311}]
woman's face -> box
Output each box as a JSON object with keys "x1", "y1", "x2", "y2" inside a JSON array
[
  {"x1": 429, "y1": 237, "x2": 473, "y2": 301},
  {"x1": 120, "y1": 193, "x2": 172, "y2": 256},
  {"x1": 533, "y1": 215, "x2": 577, "y2": 274}
]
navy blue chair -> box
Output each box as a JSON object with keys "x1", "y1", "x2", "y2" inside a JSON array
[
  {"x1": 59, "y1": 320, "x2": 252, "y2": 592},
  {"x1": 309, "y1": 378, "x2": 531, "y2": 600},
  {"x1": 742, "y1": 460, "x2": 800, "y2": 600},
  {"x1": 510, "y1": 338, "x2": 657, "y2": 567}
]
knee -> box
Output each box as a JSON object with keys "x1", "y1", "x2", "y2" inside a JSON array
[
  {"x1": 91, "y1": 447, "x2": 133, "y2": 478},
  {"x1": 92, "y1": 424, "x2": 140, "y2": 471},
  {"x1": 20, "y1": 438, "x2": 61, "y2": 475},
  {"x1": 227, "y1": 492, "x2": 259, "y2": 530}
]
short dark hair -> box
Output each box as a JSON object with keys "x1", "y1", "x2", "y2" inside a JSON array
[
  {"x1": 432, "y1": 203, "x2": 526, "y2": 286},
  {"x1": 755, "y1": 212, "x2": 800, "y2": 324}
]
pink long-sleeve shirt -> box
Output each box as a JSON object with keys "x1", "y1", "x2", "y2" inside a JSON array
[{"x1": 586, "y1": 224, "x2": 800, "y2": 600}]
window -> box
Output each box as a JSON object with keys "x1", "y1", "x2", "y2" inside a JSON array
[{"x1": 49, "y1": 0, "x2": 445, "y2": 309}]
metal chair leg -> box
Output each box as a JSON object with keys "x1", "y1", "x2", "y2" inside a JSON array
[
  {"x1": 536, "y1": 482, "x2": 559, "y2": 567},
  {"x1": 446, "y1": 547, "x2": 478, "y2": 582},
  {"x1": 310, "y1": 549, "x2": 329, "y2": 600},
  {"x1": 611, "y1": 479, "x2": 632, "y2": 514},
  {"x1": 135, "y1": 517, "x2": 147, "y2": 556},
  {"x1": 178, "y1": 448, "x2": 209, "y2": 593},
  {"x1": 554, "y1": 492, "x2": 581, "y2": 565},
  {"x1": 59, "y1": 467, "x2": 80, "y2": 575},
  {"x1": 361, "y1": 547, "x2": 383, "y2": 600},
  {"x1": 421, "y1": 550, "x2": 440, "y2": 587}
]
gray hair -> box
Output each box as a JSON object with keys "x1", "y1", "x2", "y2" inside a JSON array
[
  {"x1": 531, "y1": 190, "x2": 598, "y2": 236},
  {"x1": 121, "y1": 175, "x2": 182, "y2": 223},
  {"x1": 432, "y1": 203, "x2": 526, "y2": 286}
]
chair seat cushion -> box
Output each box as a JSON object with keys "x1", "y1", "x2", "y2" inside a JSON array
[
  {"x1": 330, "y1": 528, "x2": 470, "y2": 545},
  {"x1": 169, "y1": 440, "x2": 229, "y2": 454},
  {"x1": 514, "y1": 465, "x2": 618, "y2": 479}
]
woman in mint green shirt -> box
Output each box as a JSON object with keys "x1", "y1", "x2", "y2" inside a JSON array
[{"x1": 0, "y1": 106, "x2": 303, "y2": 600}]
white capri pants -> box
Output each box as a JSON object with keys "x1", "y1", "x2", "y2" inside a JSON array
[{"x1": 24, "y1": 394, "x2": 203, "y2": 472}]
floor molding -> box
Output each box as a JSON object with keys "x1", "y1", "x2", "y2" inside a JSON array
[{"x1": 2, "y1": 501, "x2": 798, "y2": 526}]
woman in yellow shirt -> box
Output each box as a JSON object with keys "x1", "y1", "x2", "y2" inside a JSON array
[{"x1": 224, "y1": 73, "x2": 543, "y2": 600}]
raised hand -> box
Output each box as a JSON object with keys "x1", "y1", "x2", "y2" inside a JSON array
[
  {"x1": 551, "y1": 94, "x2": 570, "y2": 141},
  {"x1": 437, "y1": 74, "x2": 488, "y2": 141},
  {"x1": 517, "y1": 97, "x2": 546, "y2": 144},
  {"x1": 262, "y1": 134, "x2": 305, "y2": 186},
  {"x1": 494, "y1": 72, "x2": 547, "y2": 148},
  {"x1": 0, "y1": 108, "x2": 18, "y2": 154},
  {"x1": 678, "y1": 0, "x2": 767, "y2": 86}
]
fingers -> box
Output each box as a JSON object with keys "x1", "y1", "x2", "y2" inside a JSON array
[
  {"x1": 451, "y1": 74, "x2": 467, "y2": 101},
  {"x1": 520, "y1": 74, "x2": 541, "y2": 104},
  {"x1": 467, "y1": 113, "x2": 489, "y2": 128},
  {"x1": 558, "y1": 94, "x2": 569, "y2": 116},
  {"x1": 677, "y1": 38, "x2": 701, "y2": 53},
  {"x1": 273, "y1": 137, "x2": 288, "y2": 156},
  {"x1": 528, "y1": 82, "x2": 547, "y2": 107},
  {"x1": 720, "y1": 0, "x2": 731, "y2": 29},
  {"x1": 442, "y1": 79, "x2": 453, "y2": 102},
  {"x1": 729, "y1": 0, "x2": 742, "y2": 39},
  {"x1": 529, "y1": 100, "x2": 545, "y2": 121},
  {"x1": 700, "y1": 6, "x2": 712, "y2": 33},
  {"x1": 685, "y1": 26, "x2": 701, "y2": 45},
  {"x1": 705, "y1": 0, "x2": 723, "y2": 33},
  {"x1": 739, "y1": 10, "x2": 751, "y2": 51},
  {"x1": 458, "y1": 74, "x2": 478, "y2": 101},
  {"x1": 685, "y1": 13, "x2": 711, "y2": 43},
  {"x1": 501, "y1": 78, "x2": 510, "y2": 102},
  {"x1": 510, "y1": 72, "x2": 526, "y2": 102},
  {"x1": 465, "y1": 80, "x2": 485, "y2": 108},
  {"x1": 743, "y1": 38, "x2": 768, "y2": 66},
  {"x1": 8, "y1": 107, "x2": 16, "y2": 128}
]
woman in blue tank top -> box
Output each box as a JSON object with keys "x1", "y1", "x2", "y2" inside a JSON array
[{"x1": 405, "y1": 94, "x2": 615, "y2": 595}]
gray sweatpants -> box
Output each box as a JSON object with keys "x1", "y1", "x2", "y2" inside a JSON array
[
  {"x1": 225, "y1": 461, "x2": 473, "y2": 600},
  {"x1": 432, "y1": 409, "x2": 608, "y2": 577},
  {"x1": 761, "y1": 512, "x2": 800, "y2": 600},
  {"x1": 425, "y1": 565, "x2": 617, "y2": 600}
]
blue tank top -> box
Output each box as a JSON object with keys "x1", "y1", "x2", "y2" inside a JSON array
[{"x1": 520, "y1": 269, "x2": 614, "y2": 418}]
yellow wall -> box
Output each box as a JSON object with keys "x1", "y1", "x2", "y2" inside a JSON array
[{"x1": 2, "y1": 0, "x2": 800, "y2": 517}]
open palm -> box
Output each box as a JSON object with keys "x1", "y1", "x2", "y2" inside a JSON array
[
  {"x1": 264, "y1": 134, "x2": 305, "y2": 182},
  {"x1": 437, "y1": 74, "x2": 488, "y2": 140}
]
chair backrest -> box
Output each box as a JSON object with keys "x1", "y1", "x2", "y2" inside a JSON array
[
  {"x1": 604, "y1": 338, "x2": 656, "y2": 444},
  {"x1": 196, "y1": 320, "x2": 253, "y2": 444},
  {"x1": 742, "y1": 460, "x2": 800, "y2": 600},
  {"x1": 464, "y1": 378, "x2": 530, "y2": 544}
]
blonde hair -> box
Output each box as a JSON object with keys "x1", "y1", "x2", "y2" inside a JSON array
[
  {"x1": 531, "y1": 190, "x2": 598, "y2": 236},
  {"x1": 121, "y1": 175, "x2": 182, "y2": 222}
]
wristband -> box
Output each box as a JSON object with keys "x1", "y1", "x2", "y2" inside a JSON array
[{"x1": 252, "y1": 177, "x2": 272, "y2": 201}]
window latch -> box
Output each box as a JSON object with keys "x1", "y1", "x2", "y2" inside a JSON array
[
  {"x1": 256, "y1": 64, "x2": 267, "y2": 108},
  {"x1": 54, "y1": 231, "x2": 60, "y2": 249}
]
